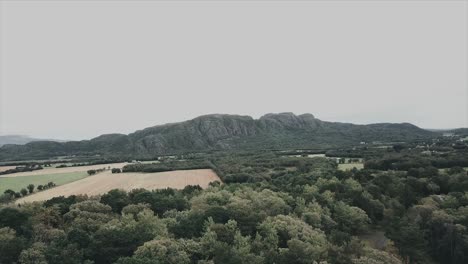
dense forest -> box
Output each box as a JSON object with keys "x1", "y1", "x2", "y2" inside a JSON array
[{"x1": 1, "y1": 134, "x2": 468, "y2": 264}]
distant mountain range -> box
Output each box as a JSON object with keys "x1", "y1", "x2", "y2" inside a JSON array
[
  {"x1": 0, "y1": 135, "x2": 64, "y2": 147},
  {"x1": 0, "y1": 113, "x2": 444, "y2": 161}
]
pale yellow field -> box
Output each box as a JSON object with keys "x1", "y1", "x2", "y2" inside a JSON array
[
  {"x1": 0, "y1": 166, "x2": 16, "y2": 173},
  {"x1": 338, "y1": 163, "x2": 364, "y2": 171},
  {"x1": 1, "y1": 163, "x2": 127, "y2": 177},
  {"x1": 17, "y1": 169, "x2": 221, "y2": 203}
]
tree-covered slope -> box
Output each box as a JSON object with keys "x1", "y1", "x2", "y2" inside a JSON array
[{"x1": 0, "y1": 113, "x2": 436, "y2": 161}]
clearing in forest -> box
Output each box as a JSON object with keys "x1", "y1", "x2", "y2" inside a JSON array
[{"x1": 338, "y1": 163, "x2": 364, "y2": 171}]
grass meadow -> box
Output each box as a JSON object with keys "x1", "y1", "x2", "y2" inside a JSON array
[{"x1": 0, "y1": 171, "x2": 88, "y2": 193}]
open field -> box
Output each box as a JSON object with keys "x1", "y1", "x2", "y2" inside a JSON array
[
  {"x1": 330, "y1": 157, "x2": 364, "y2": 163},
  {"x1": 0, "y1": 162, "x2": 127, "y2": 195},
  {"x1": 338, "y1": 163, "x2": 364, "y2": 171},
  {"x1": 138, "y1": 160, "x2": 161, "y2": 164},
  {"x1": 438, "y1": 167, "x2": 468, "y2": 173},
  {"x1": 0, "y1": 166, "x2": 16, "y2": 172},
  {"x1": 1, "y1": 162, "x2": 127, "y2": 177},
  {"x1": 0, "y1": 171, "x2": 88, "y2": 193},
  {"x1": 17, "y1": 169, "x2": 221, "y2": 203},
  {"x1": 282, "y1": 154, "x2": 326, "y2": 158}
]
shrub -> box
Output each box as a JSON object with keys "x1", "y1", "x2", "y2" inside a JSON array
[
  {"x1": 0, "y1": 194, "x2": 13, "y2": 203},
  {"x1": 4, "y1": 189, "x2": 15, "y2": 197},
  {"x1": 20, "y1": 189, "x2": 28, "y2": 197},
  {"x1": 27, "y1": 184, "x2": 35, "y2": 194},
  {"x1": 111, "y1": 168, "x2": 122, "y2": 174},
  {"x1": 87, "y1": 170, "x2": 97, "y2": 175}
]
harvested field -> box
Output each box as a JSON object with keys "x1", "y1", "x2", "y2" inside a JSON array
[
  {"x1": 17, "y1": 169, "x2": 221, "y2": 203},
  {"x1": 0, "y1": 166, "x2": 16, "y2": 173},
  {"x1": 338, "y1": 163, "x2": 364, "y2": 171},
  {"x1": 1, "y1": 162, "x2": 127, "y2": 177}
]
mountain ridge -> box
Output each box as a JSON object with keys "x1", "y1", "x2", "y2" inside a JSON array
[{"x1": 0, "y1": 113, "x2": 436, "y2": 161}]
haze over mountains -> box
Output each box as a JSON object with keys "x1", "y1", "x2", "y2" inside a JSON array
[
  {"x1": 0, "y1": 135, "x2": 64, "y2": 147},
  {"x1": 0, "y1": 113, "x2": 441, "y2": 161}
]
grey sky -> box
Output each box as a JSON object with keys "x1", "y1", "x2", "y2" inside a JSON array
[{"x1": 0, "y1": 1, "x2": 466, "y2": 140}]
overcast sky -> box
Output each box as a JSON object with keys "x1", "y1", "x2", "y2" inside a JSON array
[{"x1": 0, "y1": 1, "x2": 466, "y2": 140}]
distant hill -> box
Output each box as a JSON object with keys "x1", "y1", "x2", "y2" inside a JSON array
[
  {"x1": 0, "y1": 135, "x2": 55, "y2": 147},
  {"x1": 449, "y1": 128, "x2": 468, "y2": 136},
  {"x1": 426, "y1": 128, "x2": 468, "y2": 136},
  {"x1": 0, "y1": 113, "x2": 437, "y2": 161}
]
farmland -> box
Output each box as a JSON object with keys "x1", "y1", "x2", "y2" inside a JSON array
[
  {"x1": 0, "y1": 166, "x2": 15, "y2": 172},
  {"x1": 0, "y1": 162, "x2": 128, "y2": 196},
  {"x1": 1, "y1": 162, "x2": 127, "y2": 177},
  {"x1": 0, "y1": 121, "x2": 467, "y2": 264},
  {"x1": 338, "y1": 162, "x2": 364, "y2": 171},
  {"x1": 17, "y1": 169, "x2": 220, "y2": 203},
  {"x1": 0, "y1": 171, "x2": 88, "y2": 194}
]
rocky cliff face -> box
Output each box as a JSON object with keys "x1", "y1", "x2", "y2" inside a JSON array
[
  {"x1": 259, "y1": 113, "x2": 320, "y2": 130},
  {"x1": 0, "y1": 113, "x2": 436, "y2": 161},
  {"x1": 128, "y1": 114, "x2": 259, "y2": 155}
]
